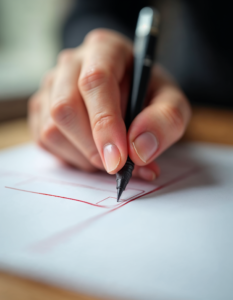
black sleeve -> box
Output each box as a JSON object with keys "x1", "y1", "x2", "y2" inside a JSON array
[
  {"x1": 61, "y1": 0, "x2": 233, "y2": 107},
  {"x1": 62, "y1": 0, "x2": 151, "y2": 48}
]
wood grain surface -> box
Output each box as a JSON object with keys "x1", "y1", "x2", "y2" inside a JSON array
[{"x1": 0, "y1": 106, "x2": 233, "y2": 300}]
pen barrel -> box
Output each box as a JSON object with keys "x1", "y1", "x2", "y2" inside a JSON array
[
  {"x1": 116, "y1": 7, "x2": 159, "y2": 201},
  {"x1": 125, "y1": 34, "x2": 158, "y2": 130}
]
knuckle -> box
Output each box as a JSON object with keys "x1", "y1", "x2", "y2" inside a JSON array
[
  {"x1": 41, "y1": 123, "x2": 60, "y2": 144},
  {"x1": 85, "y1": 29, "x2": 110, "y2": 44},
  {"x1": 79, "y1": 68, "x2": 110, "y2": 92},
  {"x1": 51, "y1": 100, "x2": 75, "y2": 127},
  {"x1": 57, "y1": 49, "x2": 74, "y2": 63},
  {"x1": 92, "y1": 113, "x2": 115, "y2": 133}
]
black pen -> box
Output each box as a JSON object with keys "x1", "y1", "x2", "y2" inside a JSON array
[{"x1": 116, "y1": 7, "x2": 160, "y2": 201}]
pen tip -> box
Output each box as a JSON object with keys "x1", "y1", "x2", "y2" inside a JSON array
[{"x1": 117, "y1": 188, "x2": 123, "y2": 202}]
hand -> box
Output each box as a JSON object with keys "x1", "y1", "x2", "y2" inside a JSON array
[{"x1": 28, "y1": 29, "x2": 191, "y2": 181}]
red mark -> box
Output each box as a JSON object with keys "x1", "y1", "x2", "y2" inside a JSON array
[
  {"x1": 5, "y1": 186, "x2": 119, "y2": 209},
  {"x1": 95, "y1": 190, "x2": 145, "y2": 205},
  {"x1": 5, "y1": 186, "x2": 144, "y2": 208},
  {"x1": 29, "y1": 167, "x2": 199, "y2": 253},
  {"x1": 3, "y1": 172, "x2": 144, "y2": 195}
]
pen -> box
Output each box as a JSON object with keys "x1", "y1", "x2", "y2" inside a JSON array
[{"x1": 116, "y1": 7, "x2": 160, "y2": 201}]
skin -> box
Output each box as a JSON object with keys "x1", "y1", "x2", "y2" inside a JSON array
[{"x1": 28, "y1": 29, "x2": 191, "y2": 181}]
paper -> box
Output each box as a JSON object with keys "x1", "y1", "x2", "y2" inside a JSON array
[{"x1": 0, "y1": 143, "x2": 233, "y2": 300}]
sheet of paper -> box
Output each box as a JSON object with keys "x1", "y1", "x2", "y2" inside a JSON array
[{"x1": 0, "y1": 142, "x2": 233, "y2": 300}]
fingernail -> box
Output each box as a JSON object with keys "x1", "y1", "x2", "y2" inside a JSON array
[
  {"x1": 133, "y1": 132, "x2": 158, "y2": 163},
  {"x1": 103, "y1": 144, "x2": 121, "y2": 173},
  {"x1": 138, "y1": 167, "x2": 156, "y2": 181}
]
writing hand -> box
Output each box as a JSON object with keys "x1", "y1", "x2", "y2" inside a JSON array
[{"x1": 28, "y1": 29, "x2": 191, "y2": 181}]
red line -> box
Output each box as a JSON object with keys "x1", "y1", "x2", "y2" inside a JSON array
[
  {"x1": 5, "y1": 186, "x2": 111, "y2": 209},
  {"x1": 95, "y1": 189, "x2": 145, "y2": 204},
  {"x1": 29, "y1": 167, "x2": 199, "y2": 253},
  {"x1": 96, "y1": 196, "x2": 130, "y2": 205},
  {"x1": 3, "y1": 171, "x2": 144, "y2": 194},
  {"x1": 35, "y1": 178, "x2": 145, "y2": 194},
  {"x1": 99, "y1": 167, "x2": 200, "y2": 214},
  {"x1": 96, "y1": 196, "x2": 126, "y2": 205},
  {"x1": 121, "y1": 190, "x2": 145, "y2": 202},
  {"x1": 129, "y1": 168, "x2": 199, "y2": 200},
  {"x1": 96, "y1": 196, "x2": 116, "y2": 205}
]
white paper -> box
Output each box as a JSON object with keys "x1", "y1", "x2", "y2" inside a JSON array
[{"x1": 0, "y1": 143, "x2": 233, "y2": 300}]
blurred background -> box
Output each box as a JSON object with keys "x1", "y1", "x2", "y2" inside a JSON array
[
  {"x1": 0, "y1": 0, "x2": 72, "y2": 121},
  {"x1": 1, "y1": 0, "x2": 233, "y2": 122},
  {"x1": 0, "y1": 0, "x2": 232, "y2": 146}
]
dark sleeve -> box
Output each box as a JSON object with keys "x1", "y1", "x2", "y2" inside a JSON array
[{"x1": 62, "y1": 0, "x2": 151, "y2": 48}]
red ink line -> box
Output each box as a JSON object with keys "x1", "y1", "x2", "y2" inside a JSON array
[
  {"x1": 96, "y1": 197, "x2": 117, "y2": 205},
  {"x1": 121, "y1": 191, "x2": 145, "y2": 202},
  {"x1": 30, "y1": 167, "x2": 199, "y2": 253},
  {"x1": 96, "y1": 196, "x2": 131, "y2": 205},
  {"x1": 5, "y1": 172, "x2": 144, "y2": 194},
  {"x1": 1, "y1": 170, "x2": 145, "y2": 195},
  {"x1": 128, "y1": 167, "x2": 200, "y2": 200},
  {"x1": 96, "y1": 197, "x2": 128, "y2": 208},
  {"x1": 96, "y1": 197, "x2": 125, "y2": 205},
  {"x1": 5, "y1": 186, "x2": 112, "y2": 209},
  {"x1": 95, "y1": 189, "x2": 145, "y2": 205},
  {"x1": 38, "y1": 178, "x2": 145, "y2": 194}
]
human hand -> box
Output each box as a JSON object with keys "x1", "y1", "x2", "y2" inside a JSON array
[{"x1": 28, "y1": 29, "x2": 191, "y2": 181}]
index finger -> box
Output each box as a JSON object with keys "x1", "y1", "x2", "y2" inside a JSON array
[{"x1": 78, "y1": 29, "x2": 133, "y2": 174}]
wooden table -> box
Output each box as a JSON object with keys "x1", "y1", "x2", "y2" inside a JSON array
[{"x1": 0, "y1": 106, "x2": 233, "y2": 300}]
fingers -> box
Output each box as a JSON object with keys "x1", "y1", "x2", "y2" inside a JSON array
[
  {"x1": 40, "y1": 119, "x2": 97, "y2": 172},
  {"x1": 28, "y1": 75, "x2": 99, "y2": 172},
  {"x1": 29, "y1": 29, "x2": 190, "y2": 184},
  {"x1": 78, "y1": 30, "x2": 133, "y2": 174},
  {"x1": 30, "y1": 30, "x2": 134, "y2": 175},
  {"x1": 49, "y1": 49, "x2": 103, "y2": 169},
  {"x1": 128, "y1": 66, "x2": 191, "y2": 166}
]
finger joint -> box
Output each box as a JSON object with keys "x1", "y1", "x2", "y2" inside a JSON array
[
  {"x1": 58, "y1": 49, "x2": 74, "y2": 64},
  {"x1": 51, "y1": 100, "x2": 75, "y2": 128},
  {"x1": 79, "y1": 68, "x2": 110, "y2": 93},
  {"x1": 41, "y1": 124, "x2": 60, "y2": 145},
  {"x1": 92, "y1": 113, "x2": 115, "y2": 134}
]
